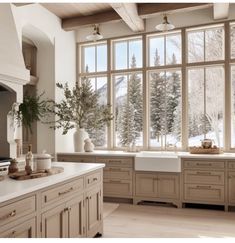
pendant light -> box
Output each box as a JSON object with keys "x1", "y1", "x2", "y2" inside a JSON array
[
  {"x1": 155, "y1": 14, "x2": 175, "y2": 32},
  {"x1": 86, "y1": 24, "x2": 103, "y2": 42}
]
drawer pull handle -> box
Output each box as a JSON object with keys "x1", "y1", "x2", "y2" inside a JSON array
[
  {"x1": 109, "y1": 180, "x2": 121, "y2": 183},
  {"x1": 109, "y1": 160, "x2": 122, "y2": 163},
  {"x1": 196, "y1": 172, "x2": 212, "y2": 175},
  {"x1": 93, "y1": 177, "x2": 98, "y2": 181},
  {"x1": 64, "y1": 207, "x2": 71, "y2": 212},
  {"x1": 58, "y1": 187, "x2": 73, "y2": 196},
  {"x1": 196, "y1": 163, "x2": 212, "y2": 166},
  {"x1": 196, "y1": 185, "x2": 211, "y2": 189},
  {"x1": 109, "y1": 168, "x2": 122, "y2": 171},
  {"x1": 0, "y1": 210, "x2": 16, "y2": 221}
]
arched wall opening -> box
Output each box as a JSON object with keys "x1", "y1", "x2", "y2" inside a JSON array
[{"x1": 22, "y1": 24, "x2": 55, "y2": 154}]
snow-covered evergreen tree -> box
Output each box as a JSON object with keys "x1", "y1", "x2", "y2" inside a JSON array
[
  {"x1": 116, "y1": 54, "x2": 143, "y2": 146},
  {"x1": 129, "y1": 55, "x2": 143, "y2": 133},
  {"x1": 150, "y1": 48, "x2": 165, "y2": 138},
  {"x1": 117, "y1": 101, "x2": 136, "y2": 146},
  {"x1": 165, "y1": 54, "x2": 181, "y2": 141}
]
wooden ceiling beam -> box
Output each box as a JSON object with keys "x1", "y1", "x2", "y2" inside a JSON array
[
  {"x1": 213, "y1": 3, "x2": 229, "y2": 20},
  {"x1": 110, "y1": 3, "x2": 144, "y2": 32},
  {"x1": 62, "y1": 10, "x2": 120, "y2": 31},
  {"x1": 62, "y1": 3, "x2": 211, "y2": 31},
  {"x1": 138, "y1": 3, "x2": 211, "y2": 18}
]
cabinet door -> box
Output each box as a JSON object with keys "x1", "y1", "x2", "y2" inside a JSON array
[
  {"x1": 0, "y1": 217, "x2": 36, "y2": 238},
  {"x1": 86, "y1": 185, "x2": 102, "y2": 237},
  {"x1": 41, "y1": 203, "x2": 66, "y2": 238},
  {"x1": 66, "y1": 195, "x2": 84, "y2": 238},
  {"x1": 158, "y1": 174, "x2": 179, "y2": 200},
  {"x1": 135, "y1": 173, "x2": 158, "y2": 197},
  {"x1": 228, "y1": 172, "x2": 235, "y2": 204}
]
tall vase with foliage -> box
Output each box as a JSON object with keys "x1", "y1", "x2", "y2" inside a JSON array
[{"x1": 51, "y1": 78, "x2": 113, "y2": 152}]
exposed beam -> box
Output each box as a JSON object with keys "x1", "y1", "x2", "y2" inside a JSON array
[
  {"x1": 62, "y1": 10, "x2": 120, "y2": 31},
  {"x1": 138, "y1": 3, "x2": 211, "y2": 18},
  {"x1": 62, "y1": 3, "x2": 210, "y2": 31},
  {"x1": 110, "y1": 3, "x2": 144, "y2": 32},
  {"x1": 213, "y1": 3, "x2": 229, "y2": 20}
]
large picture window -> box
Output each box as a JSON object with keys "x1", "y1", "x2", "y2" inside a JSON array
[
  {"x1": 113, "y1": 72, "x2": 143, "y2": 147},
  {"x1": 188, "y1": 66, "x2": 224, "y2": 147},
  {"x1": 148, "y1": 31, "x2": 181, "y2": 66},
  {"x1": 78, "y1": 21, "x2": 235, "y2": 151},
  {"x1": 149, "y1": 69, "x2": 181, "y2": 148},
  {"x1": 187, "y1": 25, "x2": 224, "y2": 63}
]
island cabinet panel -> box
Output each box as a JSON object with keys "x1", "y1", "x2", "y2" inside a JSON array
[
  {"x1": 41, "y1": 178, "x2": 84, "y2": 208},
  {"x1": 57, "y1": 154, "x2": 134, "y2": 199},
  {"x1": 41, "y1": 203, "x2": 67, "y2": 238},
  {"x1": 0, "y1": 195, "x2": 36, "y2": 227},
  {"x1": 86, "y1": 185, "x2": 102, "y2": 237},
  {"x1": 0, "y1": 217, "x2": 36, "y2": 238},
  {"x1": 228, "y1": 172, "x2": 235, "y2": 204}
]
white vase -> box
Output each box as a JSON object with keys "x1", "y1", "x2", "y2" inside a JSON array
[{"x1": 73, "y1": 128, "x2": 89, "y2": 152}]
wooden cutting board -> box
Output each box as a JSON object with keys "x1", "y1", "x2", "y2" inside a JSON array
[{"x1": 9, "y1": 166, "x2": 64, "y2": 180}]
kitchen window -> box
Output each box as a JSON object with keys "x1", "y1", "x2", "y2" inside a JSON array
[{"x1": 77, "y1": 21, "x2": 235, "y2": 151}]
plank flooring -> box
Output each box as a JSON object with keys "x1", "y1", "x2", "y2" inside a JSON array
[{"x1": 103, "y1": 203, "x2": 235, "y2": 238}]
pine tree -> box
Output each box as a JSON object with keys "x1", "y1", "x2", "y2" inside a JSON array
[
  {"x1": 117, "y1": 101, "x2": 136, "y2": 146},
  {"x1": 150, "y1": 48, "x2": 165, "y2": 138},
  {"x1": 128, "y1": 55, "x2": 143, "y2": 133},
  {"x1": 117, "y1": 54, "x2": 143, "y2": 146},
  {"x1": 166, "y1": 54, "x2": 181, "y2": 137}
]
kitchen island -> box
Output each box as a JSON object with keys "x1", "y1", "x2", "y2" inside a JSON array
[{"x1": 0, "y1": 162, "x2": 105, "y2": 238}]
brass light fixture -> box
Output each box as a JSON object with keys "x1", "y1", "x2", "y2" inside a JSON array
[
  {"x1": 155, "y1": 14, "x2": 175, "y2": 32},
  {"x1": 86, "y1": 24, "x2": 103, "y2": 42}
]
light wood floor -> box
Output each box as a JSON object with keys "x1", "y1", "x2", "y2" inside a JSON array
[{"x1": 103, "y1": 203, "x2": 235, "y2": 238}]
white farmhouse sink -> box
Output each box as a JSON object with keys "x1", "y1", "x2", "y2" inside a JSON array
[{"x1": 135, "y1": 152, "x2": 181, "y2": 172}]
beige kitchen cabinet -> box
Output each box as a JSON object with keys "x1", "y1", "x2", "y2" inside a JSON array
[
  {"x1": 57, "y1": 153, "x2": 134, "y2": 200},
  {"x1": 134, "y1": 172, "x2": 180, "y2": 206},
  {"x1": 103, "y1": 179, "x2": 133, "y2": 198},
  {"x1": 42, "y1": 194, "x2": 85, "y2": 238},
  {"x1": 86, "y1": 185, "x2": 102, "y2": 237},
  {"x1": 0, "y1": 217, "x2": 36, "y2": 238},
  {"x1": 228, "y1": 171, "x2": 235, "y2": 205},
  {"x1": 41, "y1": 203, "x2": 66, "y2": 238},
  {"x1": 135, "y1": 173, "x2": 158, "y2": 197},
  {"x1": 182, "y1": 159, "x2": 225, "y2": 207}
]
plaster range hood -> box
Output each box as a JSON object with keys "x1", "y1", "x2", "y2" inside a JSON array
[{"x1": 0, "y1": 3, "x2": 30, "y2": 92}]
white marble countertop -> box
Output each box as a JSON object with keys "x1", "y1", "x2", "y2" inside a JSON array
[
  {"x1": 0, "y1": 162, "x2": 105, "y2": 204},
  {"x1": 57, "y1": 150, "x2": 235, "y2": 160}
]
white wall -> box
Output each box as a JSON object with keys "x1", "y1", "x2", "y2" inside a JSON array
[
  {"x1": 11, "y1": 3, "x2": 76, "y2": 154},
  {"x1": 76, "y1": 5, "x2": 235, "y2": 42}
]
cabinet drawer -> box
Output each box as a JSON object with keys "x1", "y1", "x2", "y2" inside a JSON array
[
  {"x1": 184, "y1": 170, "x2": 224, "y2": 185},
  {"x1": 184, "y1": 184, "x2": 224, "y2": 203},
  {"x1": 85, "y1": 171, "x2": 101, "y2": 188},
  {"x1": 183, "y1": 160, "x2": 225, "y2": 169},
  {"x1": 228, "y1": 161, "x2": 235, "y2": 170},
  {"x1": 96, "y1": 157, "x2": 133, "y2": 168},
  {"x1": 0, "y1": 196, "x2": 36, "y2": 227},
  {"x1": 104, "y1": 167, "x2": 132, "y2": 180},
  {"x1": 58, "y1": 155, "x2": 95, "y2": 163},
  {"x1": 41, "y1": 178, "x2": 84, "y2": 207},
  {"x1": 103, "y1": 179, "x2": 133, "y2": 197}
]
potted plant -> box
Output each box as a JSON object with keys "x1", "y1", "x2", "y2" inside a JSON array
[
  {"x1": 10, "y1": 92, "x2": 52, "y2": 134},
  {"x1": 51, "y1": 78, "x2": 113, "y2": 152}
]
